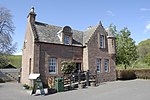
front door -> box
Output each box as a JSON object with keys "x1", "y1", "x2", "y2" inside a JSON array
[{"x1": 75, "y1": 63, "x2": 81, "y2": 73}]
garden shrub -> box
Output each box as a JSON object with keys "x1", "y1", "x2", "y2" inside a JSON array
[
  {"x1": 23, "y1": 84, "x2": 30, "y2": 89},
  {"x1": 116, "y1": 69, "x2": 150, "y2": 80},
  {"x1": 120, "y1": 70, "x2": 136, "y2": 80},
  {"x1": 134, "y1": 69, "x2": 150, "y2": 79}
]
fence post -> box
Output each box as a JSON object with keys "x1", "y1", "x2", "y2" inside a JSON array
[
  {"x1": 86, "y1": 70, "x2": 90, "y2": 86},
  {"x1": 95, "y1": 70, "x2": 98, "y2": 84},
  {"x1": 78, "y1": 70, "x2": 81, "y2": 84}
]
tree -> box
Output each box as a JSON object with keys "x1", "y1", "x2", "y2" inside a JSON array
[
  {"x1": 109, "y1": 25, "x2": 138, "y2": 69},
  {"x1": 61, "y1": 61, "x2": 76, "y2": 75},
  {"x1": 0, "y1": 6, "x2": 16, "y2": 68},
  {"x1": 144, "y1": 52, "x2": 150, "y2": 66},
  {"x1": 137, "y1": 39, "x2": 150, "y2": 62}
]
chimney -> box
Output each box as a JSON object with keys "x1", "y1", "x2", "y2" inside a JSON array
[
  {"x1": 27, "y1": 7, "x2": 36, "y2": 23},
  {"x1": 106, "y1": 28, "x2": 116, "y2": 56},
  {"x1": 87, "y1": 26, "x2": 93, "y2": 30}
]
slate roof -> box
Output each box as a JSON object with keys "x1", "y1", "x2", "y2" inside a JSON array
[
  {"x1": 34, "y1": 21, "x2": 84, "y2": 46},
  {"x1": 83, "y1": 25, "x2": 98, "y2": 44},
  {"x1": 33, "y1": 21, "x2": 110, "y2": 46},
  {"x1": 4, "y1": 64, "x2": 16, "y2": 69}
]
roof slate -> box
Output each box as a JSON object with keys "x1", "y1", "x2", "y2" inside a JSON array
[
  {"x1": 34, "y1": 22, "x2": 62, "y2": 44},
  {"x1": 33, "y1": 21, "x2": 109, "y2": 46},
  {"x1": 83, "y1": 25, "x2": 98, "y2": 44},
  {"x1": 34, "y1": 21, "x2": 84, "y2": 46}
]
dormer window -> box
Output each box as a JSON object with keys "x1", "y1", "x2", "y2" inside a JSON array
[
  {"x1": 100, "y1": 34, "x2": 105, "y2": 48},
  {"x1": 59, "y1": 26, "x2": 73, "y2": 45},
  {"x1": 64, "y1": 35, "x2": 70, "y2": 45}
]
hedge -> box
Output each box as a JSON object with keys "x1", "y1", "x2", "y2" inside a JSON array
[{"x1": 116, "y1": 69, "x2": 150, "y2": 80}]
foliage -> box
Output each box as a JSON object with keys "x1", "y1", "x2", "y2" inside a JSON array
[
  {"x1": 116, "y1": 61, "x2": 150, "y2": 70},
  {"x1": 7, "y1": 55, "x2": 22, "y2": 68},
  {"x1": 109, "y1": 25, "x2": 138, "y2": 69},
  {"x1": 0, "y1": 55, "x2": 9, "y2": 68},
  {"x1": 134, "y1": 69, "x2": 150, "y2": 79},
  {"x1": 23, "y1": 84, "x2": 32, "y2": 90},
  {"x1": 61, "y1": 61, "x2": 76, "y2": 75},
  {"x1": 0, "y1": 6, "x2": 16, "y2": 68},
  {"x1": 144, "y1": 52, "x2": 150, "y2": 66},
  {"x1": 116, "y1": 69, "x2": 150, "y2": 80},
  {"x1": 137, "y1": 39, "x2": 150, "y2": 65},
  {"x1": 117, "y1": 70, "x2": 136, "y2": 80}
]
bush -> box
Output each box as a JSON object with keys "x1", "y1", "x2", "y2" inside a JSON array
[
  {"x1": 116, "y1": 69, "x2": 150, "y2": 80},
  {"x1": 117, "y1": 70, "x2": 136, "y2": 80},
  {"x1": 61, "y1": 61, "x2": 76, "y2": 75},
  {"x1": 134, "y1": 69, "x2": 150, "y2": 79},
  {"x1": 0, "y1": 78, "x2": 5, "y2": 83},
  {"x1": 23, "y1": 84, "x2": 30, "y2": 89}
]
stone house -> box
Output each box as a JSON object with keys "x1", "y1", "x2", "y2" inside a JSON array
[{"x1": 21, "y1": 8, "x2": 116, "y2": 86}]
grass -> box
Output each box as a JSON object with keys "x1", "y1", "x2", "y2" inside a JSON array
[
  {"x1": 116, "y1": 62, "x2": 150, "y2": 70},
  {"x1": 7, "y1": 55, "x2": 22, "y2": 68}
]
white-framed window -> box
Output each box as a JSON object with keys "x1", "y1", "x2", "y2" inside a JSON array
[
  {"x1": 100, "y1": 34, "x2": 104, "y2": 48},
  {"x1": 64, "y1": 35, "x2": 70, "y2": 45},
  {"x1": 96, "y1": 58, "x2": 101, "y2": 72},
  {"x1": 49, "y1": 58, "x2": 57, "y2": 74},
  {"x1": 104, "y1": 59, "x2": 109, "y2": 72}
]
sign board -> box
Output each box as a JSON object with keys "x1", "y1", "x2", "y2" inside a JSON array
[
  {"x1": 31, "y1": 77, "x2": 45, "y2": 95},
  {"x1": 29, "y1": 74, "x2": 40, "y2": 80}
]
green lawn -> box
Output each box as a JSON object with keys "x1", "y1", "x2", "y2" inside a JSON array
[
  {"x1": 7, "y1": 55, "x2": 22, "y2": 68},
  {"x1": 116, "y1": 62, "x2": 150, "y2": 70}
]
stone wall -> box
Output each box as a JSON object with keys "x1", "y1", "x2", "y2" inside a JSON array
[
  {"x1": 21, "y1": 22, "x2": 35, "y2": 85},
  {"x1": 36, "y1": 42, "x2": 83, "y2": 85},
  {"x1": 83, "y1": 25, "x2": 116, "y2": 82}
]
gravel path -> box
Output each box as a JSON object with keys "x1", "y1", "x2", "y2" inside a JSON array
[{"x1": 0, "y1": 79, "x2": 150, "y2": 100}]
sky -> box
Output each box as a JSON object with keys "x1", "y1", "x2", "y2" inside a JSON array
[{"x1": 0, "y1": 0, "x2": 150, "y2": 55}]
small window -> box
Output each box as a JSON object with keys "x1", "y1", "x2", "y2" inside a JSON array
[
  {"x1": 64, "y1": 35, "x2": 70, "y2": 45},
  {"x1": 49, "y1": 58, "x2": 57, "y2": 74},
  {"x1": 29, "y1": 58, "x2": 31, "y2": 75},
  {"x1": 104, "y1": 59, "x2": 109, "y2": 72},
  {"x1": 100, "y1": 35, "x2": 104, "y2": 48},
  {"x1": 112, "y1": 39, "x2": 115, "y2": 46},
  {"x1": 96, "y1": 58, "x2": 101, "y2": 72},
  {"x1": 75, "y1": 63, "x2": 81, "y2": 73},
  {"x1": 23, "y1": 40, "x2": 27, "y2": 49}
]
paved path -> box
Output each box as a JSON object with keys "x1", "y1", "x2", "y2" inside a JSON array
[{"x1": 0, "y1": 79, "x2": 150, "y2": 100}]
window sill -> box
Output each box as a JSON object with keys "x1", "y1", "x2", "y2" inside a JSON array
[{"x1": 49, "y1": 72, "x2": 56, "y2": 74}]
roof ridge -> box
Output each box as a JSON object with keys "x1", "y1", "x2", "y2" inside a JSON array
[
  {"x1": 35, "y1": 21, "x2": 48, "y2": 26},
  {"x1": 35, "y1": 21, "x2": 84, "y2": 33},
  {"x1": 34, "y1": 21, "x2": 83, "y2": 45}
]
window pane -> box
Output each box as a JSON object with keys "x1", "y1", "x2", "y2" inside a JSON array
[
  {"x1": 49, "y1": 58, "x2": 57, "y2": 74},
  {"x1": 104, "y1": 59, "x2": 109, "y2": 72},
  {"x1": 100, "y1": 35, "x2": 104, "y2": 48},
  {"x1": 96, "y1": 58, "x2": 101, "y2": 72},
  {"x1": 64, "y1": 35, "x2": 70, "y2": 45}
]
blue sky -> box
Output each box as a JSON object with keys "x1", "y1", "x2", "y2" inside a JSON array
[{"x1": 0, "y1": 0, "x2": 150, "y2": 55}]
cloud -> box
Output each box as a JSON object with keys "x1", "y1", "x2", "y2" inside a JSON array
[
  {"x1": 144, "y1": 22, "x2": 150, "y2": 33},
  {"x1": 13, "y1": 51, "x2": 22, "y2": 55},
  {"x1": 140, "y1": 8, "x2": 150, "y2": 11},
  {"x1": 106, "y1": 10, "x2": 115, "y2": 17}
]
